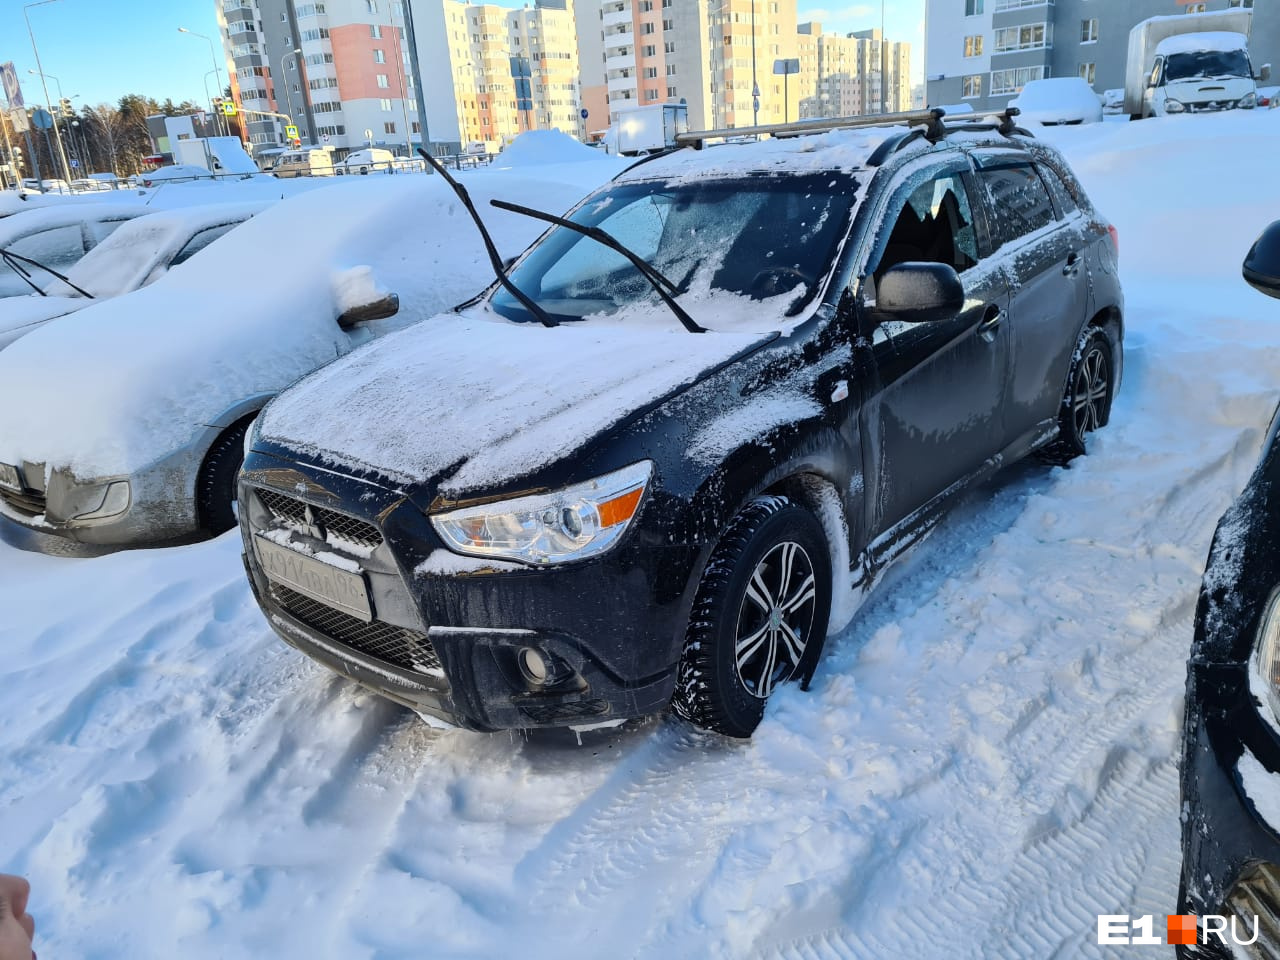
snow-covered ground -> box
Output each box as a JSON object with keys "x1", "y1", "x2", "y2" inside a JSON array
[{"x1": 3, "y1": 112, "x2": 1280, "y2": 958}]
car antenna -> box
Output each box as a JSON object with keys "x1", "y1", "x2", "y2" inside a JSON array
[
  {"x1": 490, "y1": 198, "x2": 706, "y2": 334},
  {"x1": 415, "y1": 148, "x2": 556, "y2": 328}
]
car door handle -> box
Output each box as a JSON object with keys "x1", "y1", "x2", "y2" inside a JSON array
[
  {"x1": 1063, "y1": 251, "x2": 1081, "y2": 277},
  {"x1": 977, "y1": 305, "x2": 1004, "y2": 343}
]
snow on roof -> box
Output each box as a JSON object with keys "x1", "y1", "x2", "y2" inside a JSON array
[
  {"x1": 619, "y1": 125, "x2": 915, "y2": 181},
  {"x1": 1156, "y1": 31, "x2": 1249, "y2": 55},
  {"x1": 0, "y1": 201, "x2": 146, "y2": 243},
  {"x1": 0, "y1": 169, "x2": 612, "y2": 477},
  {"x1": 492, "y1": 129, "x2": 601, "y2": 169},
  {"x1": 142, "y1": 164, "x2": 217, "y2": 183}
]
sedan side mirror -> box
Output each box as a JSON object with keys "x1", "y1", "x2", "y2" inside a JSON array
[
  {"x1": 871, "y1": 262, "x2": 964, "y2": 325},
  {"x1": 337, "y1": 292, "x2": 400, "y2": 329},
  {"x1": 1244, "y1": 221, "x2": 1280, "y2": 299}
]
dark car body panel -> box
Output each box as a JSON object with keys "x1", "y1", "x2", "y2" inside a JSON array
[{"x1": 241, "y1": 132, "x2": 1124, "y2": 730}]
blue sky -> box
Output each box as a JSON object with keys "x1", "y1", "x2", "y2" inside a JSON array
[{"x1": 0, "y1": 0, "x2": 923, "y2": 111}]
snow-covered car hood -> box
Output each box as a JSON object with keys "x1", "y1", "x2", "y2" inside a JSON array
[
  {"x1": 257, "y1": 308, "x2": 773, "y2": 496},
  {"x1": 0, "y1": 294, "x2": 85, "y2": 349},
  {"x1": 1166, "y1": 76, "x2": 1255, "y2": 104}
]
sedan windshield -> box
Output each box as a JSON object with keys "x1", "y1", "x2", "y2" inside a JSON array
[
  {"x1": 1165, "y1": 49, "x2": 1251, "y2": 82},
  {"x1": 490, "y1": 173, "x2": 859, "y2": 329}
]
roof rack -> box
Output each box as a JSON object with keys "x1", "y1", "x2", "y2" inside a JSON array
[{"x1": 673, "y1": 107, "x2": 1032, "y2": 161}]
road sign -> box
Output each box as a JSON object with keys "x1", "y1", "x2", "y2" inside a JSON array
[
  {"x1": 321, "y1": 134, "x2": 330, "y2": 142},
  {"x1": 30, "y1": 107, "x2": 53, "y2": 130},
  {"x1": 221, "y1": 101, "x2": 237, "y2": 117},
  {"x1": 364, "y1": 128, "x2": 372, "y2": 142},
  {"x1": 285, "y1": 124, "x2": 299, "y2": 141},
  {"x1": 0, "y1": 63, "x2": 22, "y2": 109},
  {"x1": 772, "y1": 58, "x2": 801, "y2": 75},
  {"x1": 580, "y1": 108, "x2": 588, "y2": 120},
  {"x1": 9, "y1": 107, "x2": 28, "y2": 133},
  {"x1": 70, "y1": 158, "x2": 79, "y2": 169}
]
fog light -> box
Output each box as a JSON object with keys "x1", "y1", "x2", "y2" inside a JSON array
[{"x1": 520, "y1": 647, "x2": 549, "y2": 684}]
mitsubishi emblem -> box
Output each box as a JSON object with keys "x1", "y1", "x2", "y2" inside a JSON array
[{"x1": 303, "y1": 504, "x2": 326, "y2": 541}]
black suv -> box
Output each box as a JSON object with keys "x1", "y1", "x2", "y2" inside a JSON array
[{"x1": 238, "y1": 111, "x2": 1124, "y2": 737}]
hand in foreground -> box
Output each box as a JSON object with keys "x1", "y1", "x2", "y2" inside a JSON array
[{"x1": 0, "y1": 875, "x2": 34, "y2": 960}]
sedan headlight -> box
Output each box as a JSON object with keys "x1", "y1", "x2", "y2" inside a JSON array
[
  {"x1": 431, "y1": 461, "x2": 653, "y2": 566},
  {"x1": 1240, "y1": 92, "x2": 1258, "y2": 109},
  {"x1": 1166, "y1": 99, "x2": 1186, "y2": 114},
  {"x1": 1253, "y1": 588, "x2": 1280, "y2": 722}
]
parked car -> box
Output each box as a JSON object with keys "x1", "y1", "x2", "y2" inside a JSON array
[
  {"x1": 238, "y1": 112, "x2": 1124, "y2": 737},
  {"x1": 337, "y1": 148, "x2": 397, "y2": 175},
  {"x1": 1010, "y1": 77, "x2": 1105, "y2": 126},
  {"x1": 271, "y1": 147, "x2": 335, "y2": 178},
  {"x1": 0, "y1": 203, "x2": 146, "y2": 298},
  {"x1": 1258, "y1": 85, "x2": 1280, "y2": 108},
  {"x1": 0, "y1": 202, "x2": 264, "y2": 350},
  {"x1": 0, "y1": 173, "x2": 600, "y2": 547},
  {"x1": 1178, "y1": 220, "x2": 1280, "y2": 958}
]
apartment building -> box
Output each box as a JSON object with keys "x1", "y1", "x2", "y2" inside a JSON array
[
  {"x1": 927, "y1": 0, "x2": 1277, "y2": 113},
  {"x1": 416, "y1": 0, "x2": 584, "y2": 152},
  {"x1": 797, "y1": 24, "x2": 912, "y2": 119},
  {"x1": 217, "y1": 0, "x2": 423, "y2": 157}
]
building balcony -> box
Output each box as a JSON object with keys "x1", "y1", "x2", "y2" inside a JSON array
[{"x1": 602, "y1": 7, "x2": 632, "y2": 28}]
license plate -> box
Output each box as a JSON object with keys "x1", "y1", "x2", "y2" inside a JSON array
[
  {"x1": 0, "y1": 463, "x2": 20, "y2": 492},
  {"x1": 255, "y1": 536, "x2": 373, "y2": 622}
]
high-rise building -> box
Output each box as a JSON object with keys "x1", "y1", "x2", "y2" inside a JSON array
[
  {"x1": 797, "y1": 26, "x2": 912, "y2": 119},
  {"x1": 415, "y1": 0, "x2": 584, "y2": 153},
  {"x1": 926, "y1": 0, "x2": 1276, "y2": 113},
  {"x1": 217, "y1": 0, "x2": 423, "y2": 159}
]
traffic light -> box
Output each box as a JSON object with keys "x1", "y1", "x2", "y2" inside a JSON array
[{"x1": 58, "y1": 97, "x2": 73, "y2": 119}]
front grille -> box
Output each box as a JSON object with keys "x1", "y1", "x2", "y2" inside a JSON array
[
  {"x1": 271, "y1": 584, "x2": 442, "y2": 676},
  {"x1": 0, "y1": 487, "x2": 46, "y2": 518},
  {"x1": 255, "y1": 488, "x2": 383, "y2": 550},
  {"x1": 1226, "y1": 861, "x2": 1280, "y2": 958}
]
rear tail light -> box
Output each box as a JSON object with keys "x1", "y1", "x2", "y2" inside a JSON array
[{"x1": 1107, "y1": 224, "x2": 1119, "y2": 259}]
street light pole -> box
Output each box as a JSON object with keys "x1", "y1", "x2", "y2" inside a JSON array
[
  {"x1": 880, "y1": 0, "x2": 888, "y2": 114},
  {"x1": 179, "y1": 27, "x2": 228, "y2": 136},
  {"x1": 25, "y1": 0, "x2": 72, "y2": 183},
  {"x1": 750, "y1": 0, "x2": 760, "y2": 127},
  {"x1": 279, "y1": 48, "x2": 301, "y2": 145}
]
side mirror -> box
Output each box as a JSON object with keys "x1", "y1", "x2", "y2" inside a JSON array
[
  {"x1": 1260, "y1": 64, "x2": 1272, "y2": 83},
  {"x1": 870, "y1": 262, "x2": 964, "y2": 325},
  {"x1": 1244, "y1": 221, "x2": 1280, "y2": 299},
  {"x1": 337, "y1": 292, "x2": 400, "y2": 328}
]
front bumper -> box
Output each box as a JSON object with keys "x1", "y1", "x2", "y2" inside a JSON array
[
  {"x1": 239, "y1": 450, "x2": 705, "y2": 731},
  {"x1": 1181, "y1": 660, "x2": 1280, "y2": 957}
]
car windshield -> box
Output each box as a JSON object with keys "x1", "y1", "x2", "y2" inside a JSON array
[
  {"x1": 489, "y1": 172, "x2": 859, "y2": 329},
  {"x1": 1165, "y1": 49, "x2": 1250, "y2": 82}
]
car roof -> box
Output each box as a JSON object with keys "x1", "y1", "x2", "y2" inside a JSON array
[{"x1": 0, "y1": 202, "x2": 145, "y2": 241}]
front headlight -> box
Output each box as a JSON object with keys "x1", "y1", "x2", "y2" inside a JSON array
[
  {"x1": 431, "y1": 461, "x2": 653, "y2": 566},
  {"x1": 1240, "y1": 92, "x2": 1258, "y2": 109},
  {"x1": 1253, "y1": 588, "x2": 1280, "y2": 722},
  {"x1": 1166, "y1": 99, "x2": 1186, "y2": 114}
]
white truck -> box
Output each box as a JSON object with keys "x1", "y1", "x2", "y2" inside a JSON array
[
  {"x1": 173, "y1": 136, "x2": 259, "y2": 176},
  {"x1": 1125, "y1": 11, "x2": 1269, "y2": 119},
  {"x1": 603, "y1": 103, "x2": 689, "y2": 156}
]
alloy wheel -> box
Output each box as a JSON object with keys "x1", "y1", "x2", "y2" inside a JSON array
[
  {"x1": 733, "y1": 540, "x2": 817, "y2": 698},
  {"x1": 1072, "y1": 345, "x2": 1110, "y2": 440}
]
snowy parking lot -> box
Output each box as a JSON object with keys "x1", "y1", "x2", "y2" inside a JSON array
[{"x1": 3, "y1": 112, "x2": 1280, "y2": 958}]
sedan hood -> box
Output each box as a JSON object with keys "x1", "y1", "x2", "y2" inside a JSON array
[
  {"x1": 257, "y1": 308, "x2": 774, "y2": 497},
  {"x1": 0, "y1": 295, "x2": 84, "y2": 349}
]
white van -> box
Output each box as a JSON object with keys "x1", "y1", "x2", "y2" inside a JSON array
[
  {"x1": 271, "y1": 147, "x2": 335, "y2": 178},
  {"x1": 338, "y1": 148, "x2": 396, "y2": 175}
]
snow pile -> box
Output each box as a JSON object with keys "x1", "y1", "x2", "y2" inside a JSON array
[
  {"x1": 4, "y1": 112, "x2": 1280, "y2": 958},
  {"x1": 492, "y1": 129, "x2": 601, "y2": 168}
]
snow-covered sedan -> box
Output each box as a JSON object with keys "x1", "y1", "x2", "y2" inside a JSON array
[
  {"x1": 0, "y1": 169, "x2": 613, "y2": 546},
  {"x1": 0, "y1": 203, "x2": 146, "y2": 298},
  {"x1": 1179, "y1": 220, "x2": 1280, "y2": 957},
  {"x1": 0, "y1": 202, "x2": 264, "y2": 350},
  {"x1": 1010, "y1": 77, "x2": 1104, "y2": 126}
]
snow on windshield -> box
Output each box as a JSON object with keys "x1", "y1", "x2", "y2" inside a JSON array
[{"x1": 491, "y1": 173, "x2": 859, "y2": 331}]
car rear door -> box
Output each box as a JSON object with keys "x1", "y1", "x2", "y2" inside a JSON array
[
  {"x1": 858, "y1": 156, "x2": 1012, "y2": 540},
  {"x1": 972, "y1": 151, "x2": 1090, "y2": 449}
]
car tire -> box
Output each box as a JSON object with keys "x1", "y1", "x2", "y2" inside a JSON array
[
  {"x1": 1042, "y1": 326, "x2": 1114, "y2": 464},
  {"x1": 672, "y1": 495, "x2": 832, "y2": 738},
  {"x1": 196, "y1": 415, "x2": 256, "y2": 535}
]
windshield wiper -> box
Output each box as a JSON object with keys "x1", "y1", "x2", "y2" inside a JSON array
[
  {"x1": 414, "y1": 149, "x2": 556, "y2": 328},
  {"x1": 0, "y1": 248, "x2": 95, "y2": 299},
  {"x1": 489, "y1": 199, "x2": 706, "y2": 334}
]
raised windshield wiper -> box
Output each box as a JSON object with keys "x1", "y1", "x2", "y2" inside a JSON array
[
  {"x1": 0, "y1": 248, "x2": 95, "y2": 299},
  {"x1": 489, "y1": 198, "x2": 707, "y2": 335},
  {"x1": 414, "y1": 148, "x2": 556, "y2": 328}
]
